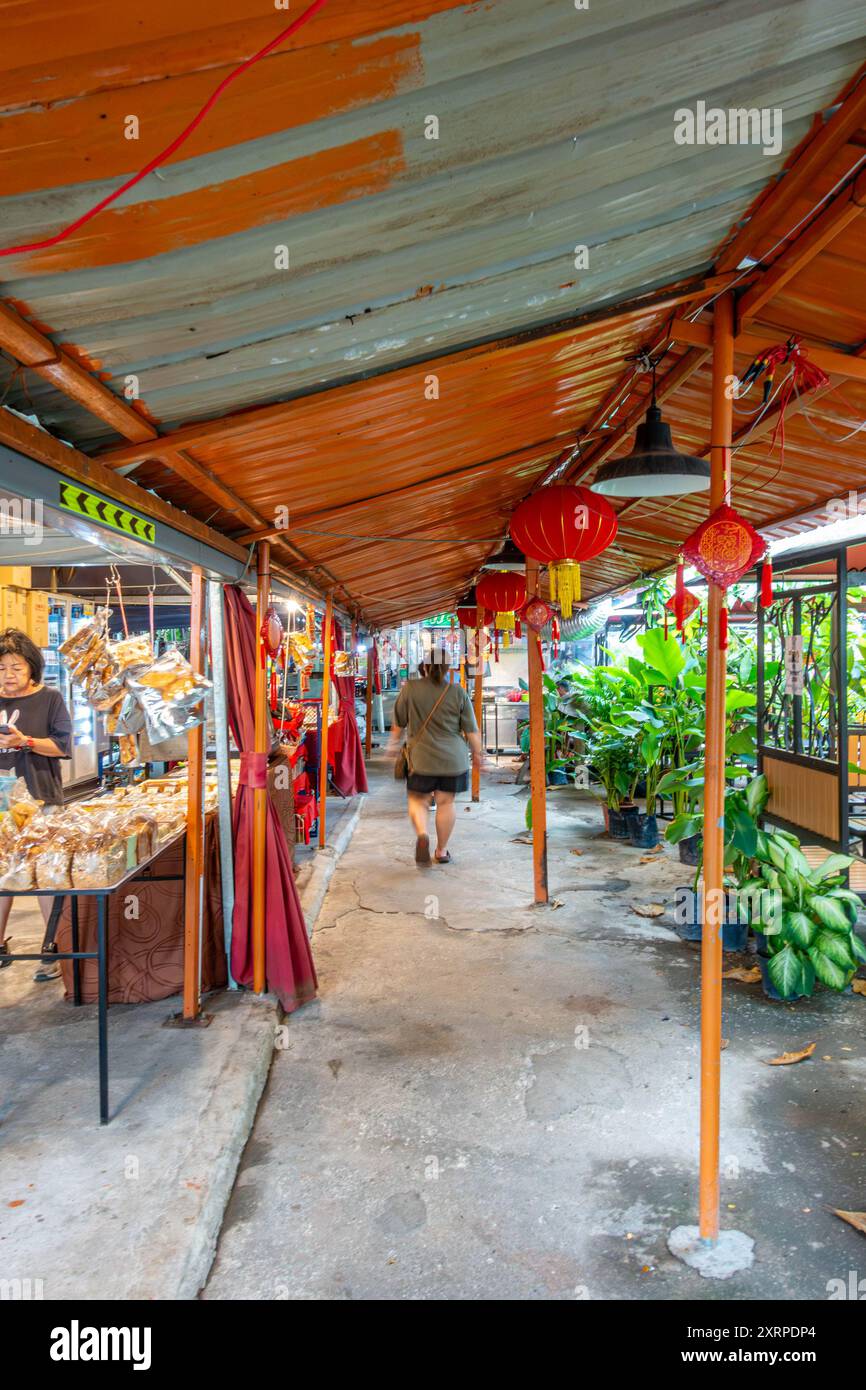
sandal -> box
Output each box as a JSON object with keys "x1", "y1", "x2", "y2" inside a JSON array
[
  {"x1": 415, "y1": 833, "x2": 432, "y2": 865},
  {"x1": 0, "y1": 938, "x2": 12, "y2": 969},
  {"x1": 435, "y1": 850, "x2": 452, "y2": 864},
  {"x1": 34, "y1": 944, "x2": 60, "y2": 983}
]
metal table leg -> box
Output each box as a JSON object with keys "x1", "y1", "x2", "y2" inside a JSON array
[
  {"x1": 97, "y1": 894, "x2": 109, "y2": 1125},
  {"x1": 71, "y1": 897, "x2": 81, "y2": 1007}
]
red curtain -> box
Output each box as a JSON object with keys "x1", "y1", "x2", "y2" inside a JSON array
[
  {"x1": 330, "y1": 621, "x2": 368, "y2": 796},
  {"x1": 223, "y1": 586, "x2": 317, "y2": 1012}
]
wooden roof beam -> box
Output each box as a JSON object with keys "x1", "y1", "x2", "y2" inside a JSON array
[
  {"x1": 671, "y1": 319, "x2": 866, "y2": 384},
  {"x1": 0, "y1": 301, "x2": 157, "y2": 445},
  {"x1": 737, "y1": 170, "x2": 866, "y2": 326},
  {"x1": 716, "y1": 73, "x2": 866, "y2": 274}
]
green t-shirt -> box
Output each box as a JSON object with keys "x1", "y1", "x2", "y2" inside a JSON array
[{"x1": 393, "y1": 678, "x2": 478, "y2": 776}]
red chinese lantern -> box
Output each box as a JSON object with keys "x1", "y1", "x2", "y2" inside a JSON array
[
  {"x1": 510, "y1": 484, "x2": 617, "y2": 617},
  {"x1": 476, "y1": 572, "x2": 526, "y2": 632},
  {"x1": 663, "y1": 585, "x2": 700, "y2": 639}
]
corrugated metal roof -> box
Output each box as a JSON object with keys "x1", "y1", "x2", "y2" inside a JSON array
[{"x1": 1, "y1": 1, "x2": 866, "y2": 622}]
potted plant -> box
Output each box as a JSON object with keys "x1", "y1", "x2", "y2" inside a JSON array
[
  {"x1": 736, "y1": 834, "x2": 866, "y2": 1001},
  {"x1": 585, "y1": 731, "x2": 642, "y2": 838}
]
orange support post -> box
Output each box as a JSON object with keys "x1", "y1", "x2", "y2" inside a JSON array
[
  {"x1": 472, "y1": 605, "x2": 484, "y2": 801},
  {"x1": 252, "y1": 541, "x2": 270, "y2": 994},
  {"x1": 182, "y1": 565, "x2": 205, "y2": 1020},
  {"x1": 365, "y1": 639, "x2": 373, "y2": 759},
  {"x1": 699, "y1": 292, "x2": 734, "y2": 1243},
  {"x1": 525, "y1": 559, "x2": 548, "y2": 904},
  {"x1": 318, "y1": 591, "x2": 334, "y2": 847}
]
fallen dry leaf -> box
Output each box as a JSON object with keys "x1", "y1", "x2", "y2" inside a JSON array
[
  {"x1": 570, "y1": 848, "x2": 584, "y2": 856},
  {"x1": 722, "y1": 965, "x2": 761, "y2": 984},
  {"x1": 638, "y1": 855, "x2": 660, "y2": 865},
  {"x1": 852, "y1": 978, "x2": 866, "y2": 997},
  {"x1": 7, "y1": 1200, "x2": 24, "y2": 1208},
  {"x1": 550, "y1": 898, "x2": 564, "y2": 910},
  {"x1": 765, "y1": 1042, "x2": 816, "y2": 1067},
  {"x1": 832, "y1": 1209, "x2": 866, "y2": 1236},
  {"x1": 510, "y1": 834, "x2": 532, "y2": 845},
  {"x1": 721, "y1": 1038, "x2": 729, "y2": 1050},
  {"x1": 632, "y1": 903, "x2": 665, "y2": 918}
]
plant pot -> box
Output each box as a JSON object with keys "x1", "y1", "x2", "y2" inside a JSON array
[
  {"x1": 607, "y1": 803, "x2": 638, "y2": 840},
  {"x1": 752, "y1": 936, "x2": 807, "y2": 1000},
  {"x1": 755, "y1": 951, "x2": 806, "y2": 1001},
  {"x1": 628, "y1": 812, "x2": 659, "y2": 849},
  {"x1": 678, "y1": 833, "x2": 703, "y2": 866},
  {"x1": 674, "y1": 890, "x2": 746, "y2": 949}
]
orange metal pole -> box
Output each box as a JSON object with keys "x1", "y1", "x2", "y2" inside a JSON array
[
  {"x1": 182, "y1": 565, "x2": 205, "y2": 1020},
  {"x1": 318, "y1": 591, "x2": 334, "y2": 847},
  {"x1": 699, "y1": 292, "x2": 734, "y2": 1243},
  {"x1": 252, "y1": 541, "x2": 270, "y2": 994},
  {"x1": 365, "y1": 639, "x2": 373, "y2": 758},
  {"x1": 525, "y1": 559, "x2": 549, "y2": 904},
  {"x1": 472, "y1": 605, "x2": 484, "y2": 801}
]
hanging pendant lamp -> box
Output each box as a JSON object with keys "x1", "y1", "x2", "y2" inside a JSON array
[
  {"x1": 592, "y1": 366, "x2": 710, "y2": 498},
  {"x1": 481, "y1": 537, "x2": 525, "y2": 571}
]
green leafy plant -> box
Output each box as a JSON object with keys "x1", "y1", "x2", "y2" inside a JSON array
[{"x1": 739, "y1": 836, "x2": 865, "y2": 998}]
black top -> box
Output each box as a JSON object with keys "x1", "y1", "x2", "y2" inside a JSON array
[{"x1": 0, "y1": 686, "x2": 73, "y2": 805}]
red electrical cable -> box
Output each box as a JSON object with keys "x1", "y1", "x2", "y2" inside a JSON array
[{"x1": 0, "y1": 0, "x2": 331, "y2": 259}]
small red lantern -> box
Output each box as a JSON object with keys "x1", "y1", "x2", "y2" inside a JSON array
[
  {"x1": 476, "y1": 572, "x2": 526, "y2": 632},
  {"x1": 682, "y1": 504, "x2": 766, "y2": 591},
  {"x1": 663, "y1": 586, "x2": 700, "y2": 637},
  {"x1": 510, "y1": 484, "x2": 617, "y2": 617}
]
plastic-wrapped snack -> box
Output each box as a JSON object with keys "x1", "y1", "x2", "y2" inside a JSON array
[
  {"x1": 59, "y1": 607, "x2": 110, "y2": 666},
  {"x1": 112, "y1": 690, "x2": 146, "y2": 736},
  {"x1": 35, "y1": 847, "x2": 73, "y2": 890},
  {"x1": 127, "y1": 645, "x2": 212, "y2": 743},
  {"x1": 118, "y1": 733, "x2": 141, "y2": 766},
  {"x1": 8, "y1": 778, "x2": 43, "y2": 829},
  {"x1": 0, "y1": 855, "x2": 34, "y2": 890},
  {"x1": 109, "y1": 634, "x2": 153, "y2": 673},
  {"x1": 71, "y1": 835, "x2": 128, "y2": 889}
]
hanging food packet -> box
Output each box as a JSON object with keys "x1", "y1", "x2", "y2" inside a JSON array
[
  {"x1": 112, "y1": 690, "x2": 146, "y2": 736},
  {"x1": 126, "y1": 645, "x2": 212, "y2": 743}
]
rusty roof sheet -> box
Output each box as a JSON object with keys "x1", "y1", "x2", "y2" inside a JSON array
[{"x1": 1, "y1": 2, "x2": 866, "y2": 622}]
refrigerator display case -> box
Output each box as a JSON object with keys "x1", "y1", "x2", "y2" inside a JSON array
[{"x1": 41, "y1": 597, "x2": 99, "y2": 787}]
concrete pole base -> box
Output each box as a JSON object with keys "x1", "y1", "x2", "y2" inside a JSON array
[{"x1": 668, "y1": 1225, "x2": 755, "y2": 1279}]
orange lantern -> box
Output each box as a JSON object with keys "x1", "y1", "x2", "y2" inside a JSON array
[
  {"x1": 475, "y1": 572, "x2": 526, "y2": 633},
  {"x1": 510, "y1": 484, "x2": 617, "y2": 617}
]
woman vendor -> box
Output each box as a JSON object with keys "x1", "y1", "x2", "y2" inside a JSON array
[{"x1": 0, "y1": 629, "x2": 73, "y2": 971}]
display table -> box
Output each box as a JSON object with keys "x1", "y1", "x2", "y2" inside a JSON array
[
  {"x1": 55, "y1": 814, "x2": 226, "y2": 1007},
  {"x1": 1, "y1": 824, "x2": 225, "y2": 1125}
]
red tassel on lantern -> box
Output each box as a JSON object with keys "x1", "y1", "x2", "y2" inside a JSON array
[
  {"x1": 494, "y1": 630, "x2": 500, "y2": 661},
  {"x1": 538, "y1": 634, "x2": 546, "y2": 673},
  {"x1": 674, "y1": 557, "x2": 685, "y2": 631},
  {"x1": 760, "y1": 555, "x2": 774, "y2": 607},
  {"x1": 515, "y1": 619, "x2": 522, "y2": 639},
  {"x1": 719, "y1": 605, "x2": 729, "y2": 651}
]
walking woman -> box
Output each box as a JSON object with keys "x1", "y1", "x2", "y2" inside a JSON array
[
  {"x1": 0, "y1": 629, "x2": 72, "y2": 970},
  {"x1": 390, "y1": 656, "x2": 484, "y2": 865}
]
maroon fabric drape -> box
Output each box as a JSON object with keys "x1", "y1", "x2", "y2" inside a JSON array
[
  {"x1": 331, "y1": 620, "x2": 368, "y2": 796},
  {"x1": 223, "y1": 585, "x2": 316, "y2": 1011}
]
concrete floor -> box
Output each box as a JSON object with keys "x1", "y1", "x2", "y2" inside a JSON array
[{"x1": 204, "y1": 754, "x2": 866, "y2": 1301}]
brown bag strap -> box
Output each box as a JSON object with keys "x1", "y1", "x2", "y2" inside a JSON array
[{"x1": 404, "y1": 683, "x2": 451, "y2": 762}]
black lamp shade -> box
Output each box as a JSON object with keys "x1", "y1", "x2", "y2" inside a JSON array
[
  {"x1": 481, "y1": 537, "x2": 525, "y2": 570},
  {"x1": 592, "y1": 405, "x2": 711, "y2": 498}
]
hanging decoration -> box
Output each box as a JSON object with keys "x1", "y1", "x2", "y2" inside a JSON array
[
  {"x1": 737, "y1": 338, "x2": 829, "y2": 466},
  {"x1": 682, "y1": 504, "x2": 766, "y2": 591},
  {"x1": 521, "y1": 596, "x2": 554, "y2": 634},
  {"x1": 551, "y1": 615, "x2": 560, "y2": 659},
  {"x1": 682, "y1": 503, "x2": 766, "y2": 648},
  {"x1": 510, "y1": 484, "x2": 617, "y2": 617},
  {"x1": 760, "y1": 555, "x2": 774, "y2": 608},
  {"x1": 260, "y1": 604, "x2": 283, "y2": 668},
  {"x1": 663, "y1": 577, "x2": 700, "y2": 640}
]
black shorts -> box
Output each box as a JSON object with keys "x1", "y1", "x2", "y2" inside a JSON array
[{"x1": 406, "y1": 771, "x2": 469, "y2": 795}]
